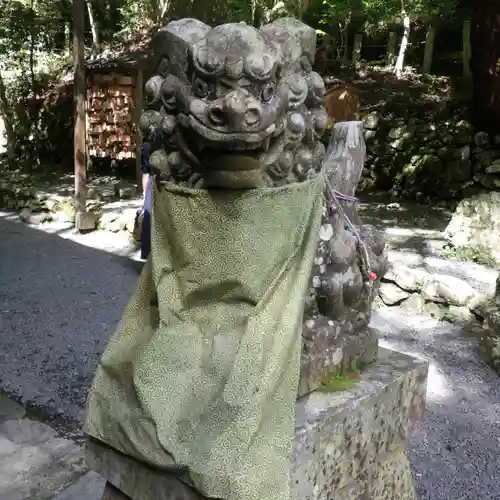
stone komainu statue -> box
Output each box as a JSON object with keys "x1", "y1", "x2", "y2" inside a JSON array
[
  {"x1": 85, "y1": 17, "x2": 389, "y2": 500},
  {"x1": 139, "y1": 17, "x2": 386, "y2": 395}
]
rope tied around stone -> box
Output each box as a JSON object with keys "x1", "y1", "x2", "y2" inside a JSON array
[{"x1": 322, "y1": 174, "x2": 377, "y2": 282}]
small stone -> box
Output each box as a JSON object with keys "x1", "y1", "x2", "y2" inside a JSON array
[
  {"x1": 474, "y1": 131, "x2": 489, "y2": 146},
  {"x1": 305, "y1": 319, "x2": 315, "y2": 329},
  {"x1": 99, "y1": 188, "x2": 117, "y2": 201},
  {"x1": 319, "y1": 223, "x2": 334, "y2": 241},
  {"x1": 400, "y1": 294, "x2": 426, "y2": 314},
  {"x1": 468, "y1": 294, "x2": 489, "y2": 316},
  {"x1": 119, "y1": 187, "x2": 136, "y2": 199},
  {"x1": 455, "y1": 145, "x2": 470, "y2": 161},
  {"x1": 438, "y1": 146, "x2": 454, "y2": 161},
  {"x1": 421, "y1": 274, "x2": 478, "y2": 306},
  {"x1": 388, "y1": 125, "x2": 408, "y2": 140},
  {"x1": 383, "y1": 263, "x2": 429, "y2": 292},
  {"x1": 423, "y1": 301, "x2": 442, "y2": 318},
  {"x1": 448, "y1": 305, "x2": 475, "y2": 322},
  {"x1": 473, "y1": 173, "x2": 500, "y2": 189},
  {"x1": 364, "y1": 129, "x2": 376, "y2": 140},
  {"x1": 106, "y1": 220, "x2": 123, "y2": 233},
  {"x1": 362, "y1": 111, "x2": 380, "y2": 130},
  {"x1": 19, "y1": 208, "x2": 31, "y2": 221},
  {"x1": 379, "y1": 282, "x2": 410, "y2": 305},
  {"x1": 486, "y1": 163, "x2": 500, "y2": 174},
  {"x1": 386, "y1": 202, "x2": 401, "y2": 211}
]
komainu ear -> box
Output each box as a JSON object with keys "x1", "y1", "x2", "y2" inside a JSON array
[
  {"x1": 151, "y1": 18, "x2": 211, "y2": 82},
  {"x1": 260, "y1": 18, "x2": 317, "y2": 68}
]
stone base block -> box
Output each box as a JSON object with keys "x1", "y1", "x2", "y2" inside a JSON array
[
  {"x1": 334, "y1": 448, "x2": 416, "y2": 500},
  {"x1": 86, "y1": 347, "x2": 428, "y2": 500},
  {"x1": 75, "y1": 211, "x2": 96, "y2": 232}
]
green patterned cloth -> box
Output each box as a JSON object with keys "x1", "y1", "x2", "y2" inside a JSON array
[{"x1": 85, "y1": 177, "x2": 323, "y2": 500}]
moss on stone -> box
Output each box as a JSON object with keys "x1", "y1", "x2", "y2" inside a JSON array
[
  {"x1": 318, "y1": 360, "x2": 374, "y2": 392},
  {"x1": 319, "y1": 372, "x2": 360, "y2": 392}
]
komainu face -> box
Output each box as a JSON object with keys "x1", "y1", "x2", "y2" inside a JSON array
[{"x1": 141, "y1": 18, "x2": 328, "y2": 188}]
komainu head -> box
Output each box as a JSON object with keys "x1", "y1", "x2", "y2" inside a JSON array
[{"x1": 141, "y1": 17, "x2": 328, "y2": 188}]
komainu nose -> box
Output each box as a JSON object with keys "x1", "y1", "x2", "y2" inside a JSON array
[{"x1": 207, "y1": 91, "x2": 262, "y2": 128}]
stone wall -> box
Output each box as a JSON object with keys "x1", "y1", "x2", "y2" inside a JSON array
[{"x1": 360, "y1": 111, "x2": 500, "y2": 202}]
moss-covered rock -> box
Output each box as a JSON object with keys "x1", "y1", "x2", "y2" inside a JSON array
[{"x1": 444, "y1": 192, "x2": 500, "y2": 266}]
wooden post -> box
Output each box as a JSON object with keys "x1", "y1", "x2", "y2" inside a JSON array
[
  {"x1": 422, "y1": 24, "x2": 436, "y2": 74},
  {"x1": 463, "y1": 20, "x2": 472, "y2": 80},
  {"x1": 134, "y1": 68, "x2": 144, "y2": 188},
  {"x1": 73, "y1": 0, "x2": 95, "y2": 231},
  {"x1": 386, "y1": 32, "x2": 397, "y2": 67},
  {"x1": 352, "y1": 33, "x2": 363, "y2": 70}
]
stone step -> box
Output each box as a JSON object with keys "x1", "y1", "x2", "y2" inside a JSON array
[
  {"x1": 0, "y1": 393, "x2": 87, "y2": 500},
  {"x1": 51, "y1": 471, "x2": 105, "y2": 500},
  {"x1": 86, "y1": 347, "x2": 428, "y2": 500}
]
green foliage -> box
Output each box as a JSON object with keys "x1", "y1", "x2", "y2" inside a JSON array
[
  {"x1": 439, "y1": 244, "x2": 497, "y2": 268},
  {"x1": 0, "y1": 0, "x2": 67, "y2": 64},
  {"x1": 0, "y1": 0, "x2": 473, "y2": 172},
  {"x1": 118, "y1": 0, "x2": 157, "y2": 35},
  {"x1": 305, "y1": 0, "x2": 459, "y2": 38},
  {"x1": 441, "y1": 310, "x2": 457, "y2": 323}
]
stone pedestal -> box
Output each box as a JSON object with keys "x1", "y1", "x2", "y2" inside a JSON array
[{"x1": 86, "y1": 347, "x2": 428, "y2": 500}]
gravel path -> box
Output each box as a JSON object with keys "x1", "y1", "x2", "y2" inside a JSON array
[
  {"x1": 361, "y1": 195, "x2": 500, "y2": 500},
  {"x1": 1, "y1": 196, "x2": 500, "y2": 499},
  {"x1": 373, "y1": 310, "x2": 500, "y2": 500},
  {"x1": 0, "y1": 215, "x2": 141, "y2": 424}
]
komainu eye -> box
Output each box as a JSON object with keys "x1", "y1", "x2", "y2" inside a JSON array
[
  {"x1": 261, "y1": 82, "x2": 275, "y2": 102},
  {"x1": 193, "y1": 77, "x2": 210, "y2": 98}
]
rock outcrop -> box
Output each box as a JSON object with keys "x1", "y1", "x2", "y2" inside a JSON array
[{"x1": 444, "y1": 191, "x2": 500, "y2": 266}]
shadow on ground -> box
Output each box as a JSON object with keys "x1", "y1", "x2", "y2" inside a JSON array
[{"x1": 358, "y1": 192, "x2": 453, "y2": 232}]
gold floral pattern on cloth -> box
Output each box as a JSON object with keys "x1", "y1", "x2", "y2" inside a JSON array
[{"x1": 85, "y1": 176, "x2": 323, "y2": 500}]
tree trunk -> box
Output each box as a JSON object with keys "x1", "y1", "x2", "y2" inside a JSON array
[
  {"x1": 470, "y1": 1, "x2": 500, "y2": 134},
  {"x1": 27, "y1": 0, "x2": 37, "y2": 95},
  {"x1": 73, "y1": 0, "x2": 87, "y2": 220},
  {"x1": 86, "y1": 0, "x2": 99, "y2": 49},
  {"x1": 394, "y1": 11, "x2": 410, "y2": 78},
  {"x1": 0, "y1": 71, "x2": 16, "y2": 167},
  {"x1": 352, "y1": 33, "x2": 363, "y2": 71},
  {"x1": 422, "y1": 24, "x2": 436, "y2": 74},
  {"x1": 159, "y1": 0, "x2": 170, "y2": 21},
  {"x1": 462, "y1": 20, "x2": 472, "y2": 80},
  {"x1": 386, "y1": 32, "x2": 397, "y2": 67}
]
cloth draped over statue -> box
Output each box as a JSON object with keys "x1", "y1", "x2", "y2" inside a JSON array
[{"x1": 84, "y1": 176, "x2": 323, "y2": 500}]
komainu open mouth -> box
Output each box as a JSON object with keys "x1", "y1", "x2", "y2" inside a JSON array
[{"x1": 182, "y1": 114, "x2": 277, "y2": 149}]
